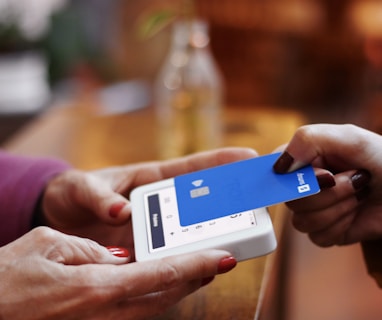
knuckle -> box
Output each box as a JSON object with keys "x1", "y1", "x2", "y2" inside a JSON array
[
  {"x1": 30, "y1": 227, "x2": 69, "y2": 263},
  {"x1": 294, "y1": 125, "x2": 314, "y2": 139},
  {"x1": 66, "y1": 171, "x2": 88, "y2": 195},
  {"x1": 157, "y1": 260, "x2": 183, "y2": 290},
  {"x1": 294, "y1": 125, "x2": 318, "y2": 147},
  {"x1": 31, "y1": 226, "x2": 57, "y2": 243}
]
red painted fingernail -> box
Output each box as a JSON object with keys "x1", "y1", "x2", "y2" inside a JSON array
[
  {"x1": 106, "y1": 246, "x2": 130, "y2": 258},
  {"x1": 217, "y1": 256, "x2": 237, "y2": 274},
  {"x1": 109, "y1": 202, "x2": 126, "y2": 218}
]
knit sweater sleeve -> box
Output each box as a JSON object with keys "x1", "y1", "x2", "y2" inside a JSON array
[{"x1": 0, "y1": 151, "x2": 71, "y2": 246}]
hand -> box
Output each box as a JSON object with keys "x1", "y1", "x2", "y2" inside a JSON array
[
  {"x1": 273, "y1": 124, "x2": 382, "y2": 246},
  {"x1": 0, "y1": 227, "x2": 236, "y2": 320},
  {"x1": 41, "y1": 147, "x2": 258, "y2": 248}
]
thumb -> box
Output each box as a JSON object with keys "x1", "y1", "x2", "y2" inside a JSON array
[
  {"x1": 273, "y1": 124, "x2": 380, "y2": 173},
  {"x1": 37, "y1": 228, "x2": 130, "y2": 265},
  {"x1": 72, "y1": 172, "x2": 131, "y2": 225}
]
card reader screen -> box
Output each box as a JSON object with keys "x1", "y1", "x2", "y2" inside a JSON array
[{"x1": 144, "y1": 186, "x2": 258, "y2": 253}]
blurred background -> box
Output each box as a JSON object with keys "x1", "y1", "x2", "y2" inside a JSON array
[
  {"x1": 1, "y1": 0, "x2": 382, "y2": 319},
  {"x1": 2, "y1": 0, "x2": 382, "y2": 135}
]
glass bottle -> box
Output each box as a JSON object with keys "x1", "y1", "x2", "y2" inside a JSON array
[{"x1": 154, "y1": 19, "x2": 224, "y2": 159}]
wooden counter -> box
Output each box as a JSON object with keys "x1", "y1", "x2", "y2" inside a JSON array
[{"x1": 3, "y1": 98, "x2": 305, "y2": 320}]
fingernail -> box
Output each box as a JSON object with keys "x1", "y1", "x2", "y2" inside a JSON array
[
  {"x1": 316, "y1": 173, "x2": 336, "y2": 189},
  {"x1": 273, "y1": 152, "x2": 294, "y2": 173},
  {"x1": 106, "y1": 246, "x2": 130, "y2": 258},
  {"x1": 201, "y1": 276, "x2": 215, "y2": 287},
  {"x1": 351, "y1": 170, "x2": 371, "y2": 190},
  {"x1": 109, "y1": 201, "x2": 127, "y2": 218},
  {"x1": 217, "y1": 256, "x2": 237, "y2": 274}
]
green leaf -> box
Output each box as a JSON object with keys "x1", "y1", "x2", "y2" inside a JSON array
[{"x1": 136, "y1": 9, "x2": 177, "y2": 40}]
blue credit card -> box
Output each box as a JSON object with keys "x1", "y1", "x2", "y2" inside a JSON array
[{"x1": 175, "y1": 152, "x2": 320, "y2": 226}]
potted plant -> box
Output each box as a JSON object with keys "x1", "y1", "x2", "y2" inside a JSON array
[
  {"x1": 137, "y1": 0, "x2": 224, "y2": 159},
  {"x1": 136, "y1": 0, "x2": 196, "y2": 40}
]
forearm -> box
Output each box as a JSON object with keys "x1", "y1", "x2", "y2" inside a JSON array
[{"x1": 0, "y1": 151, "x2": 71, "y2": 246}]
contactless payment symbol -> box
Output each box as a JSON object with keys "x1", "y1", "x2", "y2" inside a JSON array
[{"x1": 192, "y1": 180, "x2": 203, "y2": 187}]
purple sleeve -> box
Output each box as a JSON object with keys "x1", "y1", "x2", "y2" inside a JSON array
[{"x1": 0, "y1": 151, "x2": 71, "y2": 246}]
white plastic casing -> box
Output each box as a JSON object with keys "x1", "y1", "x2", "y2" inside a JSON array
[{"x1": 131, "y1": 178, "x2": 277, "y2": 262}]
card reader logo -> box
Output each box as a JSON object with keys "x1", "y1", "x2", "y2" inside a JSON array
[
  {"x1": 298, "y1": 184, "x2": 311, "y2": 193},
  {"x1": 297, "y1": 172, "x2": 311, "y2": 193},
  {"x1": 190, "y1": 180, "x2": 210, "y2": 198}
]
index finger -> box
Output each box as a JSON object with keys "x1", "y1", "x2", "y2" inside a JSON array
[
  {"x1": 159, "y1": 147, "x2": 258, "y2": 178},
  {"x1": 125, "y1": 147, "x2": 258, "y2": 188},
  {"x1": 65, "y1": 249, "x2": 234, "y2": 301}
]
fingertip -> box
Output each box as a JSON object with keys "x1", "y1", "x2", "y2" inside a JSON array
[
  {"x1": 215, "y1": 147, "x2": 258, "y2": 163},
  {"x1": 240, "y1": 147, "x2": 258, "y2": 157},
  {"x1": 316, "y1": 172, "x2": 336, "y2": 189},
  {"x1": 217, "y1": 256, "x2": 237, "y2": 274},
  {"x1": 273, "y1": 151, "x2": 307, "y2": 173},
  {"x1": 273, "y1": 151, "x2": 294, "y2": 173},
  {"x1": 106, "y1": 200, "x2": 131, "y2": 223},
  {"x1": 351, "y1": 170, "x2": 371, "y2": 190},
  {"x1": 106, "y1": 246, "x2": 131, "y2": 264},
  {"x1": 106, "y1": 246, "x2": 130, "y2": 258},
  {"x1": 108, "y1": 201, "x2": 129, "y2": 218}
]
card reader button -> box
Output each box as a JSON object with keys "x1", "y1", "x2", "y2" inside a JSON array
[{"x1": 148, "y1": 194, "x2": 165, "y2": 249}]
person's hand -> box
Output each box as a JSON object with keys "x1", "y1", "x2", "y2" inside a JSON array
[
  {"x1": 273, "y1": 124, "x2": 382, "y2": 246},
  {"x1": 41, "y1": 147, "x2": 258, "y2": 248},
  {"x1": 0, "y1": 227, "x2": 237, "y2": 320}
]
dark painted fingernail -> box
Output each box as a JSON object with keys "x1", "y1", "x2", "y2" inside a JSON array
[
  {"x1": 316, "y1": 173, "x2": 336, "y2": 189},
  {"x1": 273, "y1": 152, "x2": 294, "y2": 173},
  {"x1": 109, "y1": 201, "x2": 127, "y2": 218},
  {"x1": 106, "y1": 246, "x2": 130, "y2": 258},
  {"x1": 351, "y1": 170, "x2": 371, "y2": 190},
  {"x1": 201, "y1": 276, "x2": 215, "y2": 287},
  {"x1": 217, "y1": 256, "x2": 237, "y2": 274}
]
